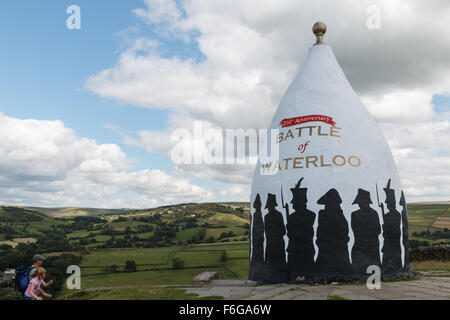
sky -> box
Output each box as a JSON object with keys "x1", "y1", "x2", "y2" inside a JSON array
[{"x1": 0, "y1": 0, "x2": 449, "y2": 208}]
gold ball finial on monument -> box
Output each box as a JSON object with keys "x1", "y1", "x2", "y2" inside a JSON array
[{"x1": 313, "y1": 21, "x2": 327, "y2": 45}]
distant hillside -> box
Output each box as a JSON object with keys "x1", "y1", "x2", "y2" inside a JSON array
[
  {"x1": 23, "y1": 207, "x2": 145, "y2": 218},
  {"x1": 0, "y1": 202, "x2": 251, "y2": 251},
  {"x1": 0, "y1": 206, "x2": 68, "y2": 242},
  {"x1": 24, "y1": 202, "x2": 250, "y2": 218}
]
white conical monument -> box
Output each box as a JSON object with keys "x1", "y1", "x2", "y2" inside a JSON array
[{"x1": 249, "y1": 22, "x2": 413, "y2": 283}]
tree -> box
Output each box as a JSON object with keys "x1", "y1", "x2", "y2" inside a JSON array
[
  {"x1": 172, "y1": 257, "x2": 185, "y2": 270},
  {"x1": 124, "y1": 260, "x2": 137, "y2": 272},
  {"x1": 220, "y1": 251, "x2": 228, "y2": 262}
]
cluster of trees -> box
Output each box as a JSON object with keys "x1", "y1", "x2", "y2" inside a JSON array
[
  {"x1": 99, "y1": 236, "x2": 143, "y2": 249},
  {"x1": 0, "y1": 226, "x2": 18, "y2": 240},
  {"x1": 175, "y1": 217, "x2": 199, "y2": 229},
  {"x1": 408, "y1": 228, "x2": 450, "y2": 249},
  {"x1": 412, "y1": 229, "x2": 450, "y2": 241},
  {"x1": 0, "y1": 207, "x2": 47, "y2": 240},
  {"x1": 37, "y1": 229, "x2": 73, "y2": 252},
  {"x1": 99, "y1": 225, "x2": 154, "y2": 236},
  {"x1": 0, "y1": 207, "x2": 44, "y2": 223},
  {"x1": 409, "y1": 239, "x2": 431, "y2": 249},
  {"x1": 58, "y1": 216, "x2": 106, "y2": 234},
  {"x1": 131, "y1": 214, "x2": 163, "y2": 224},
  {"x1": 218, "y1": 231, "x2": 235, "y2": 240}
]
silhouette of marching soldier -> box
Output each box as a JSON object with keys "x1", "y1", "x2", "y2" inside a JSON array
[
  {"x1": 400, "y1": 191, "x2": 411, "y2": 274},
  {"x1": 315, "y1": 189, "x2": 352, "y2": 278},
  {"x1": 381, "y1": 179, "x2": 402, "y2": 276},
  {"x1": 249, "y1": 194, "x2": 265, "y2": 281},
  {"x1": 264, "y1": 193, "x2": 289, "y2": 283},
  {"x1": 351, "y1": 189, "x2": 381, "y2": 277},
  {"x1": 284, "y1": 178, "x2": 316, "y2": 281}
]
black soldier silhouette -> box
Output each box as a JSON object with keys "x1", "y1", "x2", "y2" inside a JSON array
[
  {"x1": 400, "y1": 191, "x2": 410, "y2": 273},
  {"x1": 264, "y1": 193, "x2": 288, "y2": 282},
  {"x1": 351, "y1": 189, "x2": 381, "y2": 276},
  {"x1": 249, "y1": 194, "x2": 265, "y2": 280},
  {"x1": 315, "y1": 189, "x2": 352, "y2": 277},
  {"x1": 381, "y1": 179, "x2": 402, "y2": 276},
  {"x1": 285, "y1": 178, "x2": 316, "y2": 281}
]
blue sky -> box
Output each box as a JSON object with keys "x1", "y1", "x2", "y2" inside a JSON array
[
  {"x1": 1, "y1": 1, "x2": 450, "y2": 207},
  {"x1": 0, "y1": 1, "x2": 238, "y2": 207},
  {"x1": 1, "y1": 1, "x2": 164, "y2": 167}
]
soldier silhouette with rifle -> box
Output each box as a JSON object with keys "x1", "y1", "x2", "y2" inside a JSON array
[{"x1": 379, "y1": 179, "x2": 402, "y2": 277}]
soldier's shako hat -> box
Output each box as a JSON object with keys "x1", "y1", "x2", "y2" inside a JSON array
[
  {"x1": 291, "y1": 177, "x2": 307, "y2": 204},
  {"x1": 317, "y1": 188, "x2": 342, "y2": 205},
  {"x1": 291, "y1": 189, "x2": 307, "y2": 204},
  {"x1": 265, "y1": 193, "x2": 278, "y2": 209},
  {"x1": 352, "y1": 188, "x2": 372, "y2": 205}
]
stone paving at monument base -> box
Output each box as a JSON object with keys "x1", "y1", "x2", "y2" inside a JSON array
[{"x1": 183, "y1": 277, "x2": 450, "y2": 300}]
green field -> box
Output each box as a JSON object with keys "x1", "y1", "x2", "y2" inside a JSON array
[
  {"x1": 174, "y1": 227, "x2": 205, "y2": 242},
  {"x1": 75, "y1": 242, "x2": 249, "y2": 283},
  {"x1": 56, "y1": 242, "x2": 249, "y2": 298},
  {"x1": 407, "y1": 203, "x2": 450, "y2": 233}
]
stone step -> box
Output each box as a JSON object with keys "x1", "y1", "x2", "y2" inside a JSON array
[{"x1": 192, "y1": 271, "x2": 219, "y2": 285}]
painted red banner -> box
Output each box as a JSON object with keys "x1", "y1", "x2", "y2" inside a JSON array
[{"x1": 280, "y1": 115, "x2": 336, "y2": 128}]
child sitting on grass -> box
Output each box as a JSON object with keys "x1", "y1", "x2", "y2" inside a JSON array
[{"x1": 24, "y1": 267, "x2": 53, "y2": 300}]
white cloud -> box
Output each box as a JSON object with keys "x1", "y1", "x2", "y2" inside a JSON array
[
  {"x1": 361, "y1": 90, "x2": 435, "y2": 123},
  {"x1": 84, "y1": 0, "x2": 450, "y2": 202},
  {"x1": 383, "y1": 120, "x2": 450, "y2": 201},
  {"x1": 86, "y1": 0, "x2": 450, "y2": 126},
  {"x1": 219, "y1": 184, "x2": 251, "y2": 201},
  {"x1": 0, "y1": 113, "x2": 212, "y2": 208},
  {"x1": 134, "y1": 0, "x2": 183, "y2": 26}
]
